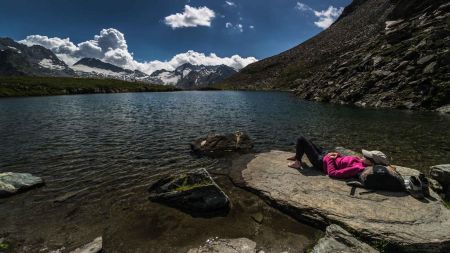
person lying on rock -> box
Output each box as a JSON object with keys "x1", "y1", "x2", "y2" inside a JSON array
[{"x1": 287, "y1": 136, "x2": 389, "y2": 179}]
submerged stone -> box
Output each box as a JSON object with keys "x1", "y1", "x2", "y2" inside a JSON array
[
  {"x1": 436, "y1": 105, "x2": 450, "y2": 114},
  {"x1": 0, "y1": 172, "x2": 44, "y2": 197},
  {"x1": 312, "y1": 225, "x2": 379, "y2": 253},
  {"x1": 148, "y1": 168, "x2": 230, "y2": 216},
  {"x1": 0, "y1": 238, "x2": 9, "y2": 250},
  {"x1": 190, "y1": 131, "x2": 253, "y2": 157},
  {"x1": 187, "y1": 238, "x2": 258, "y2": 253},
  {"x1": 230, "y1": 150, "x2": 450, "y2": 253},
  {"x1": 69, "y1": 237, "x2": 102, "y2": 253}
]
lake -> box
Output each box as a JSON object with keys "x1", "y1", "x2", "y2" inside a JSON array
[{"x1": 1, "y1": 91, "x2": 449, "y2": 252}]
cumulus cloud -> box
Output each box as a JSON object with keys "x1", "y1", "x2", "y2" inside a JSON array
[
  {"x1": 313, "y1": 6, "x2": 344, "y2": 29},
  {"x1": 19, "y1": 28, "x2": 132, "y2": 65},
  {"x1": 295, "y1": 2, "x2": 343, "y2": 29},
  {"x1": 18, "y1": 28, "x2": 257, "y2": 74},
  {"x1": 136, "y1": 50, "x2": 257, "y2": 73},
  {"x1": 164, "y1": 5, "x2": 215, "y2": 29}
]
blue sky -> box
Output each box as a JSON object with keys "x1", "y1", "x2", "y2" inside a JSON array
[{"x1": 0, "y1": 0, "x2": 351, "y2": 73}]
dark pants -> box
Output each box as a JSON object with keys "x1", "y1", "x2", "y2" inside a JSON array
[{"x1": 295, "y1": 136, "x2": 324, "y2": 170}]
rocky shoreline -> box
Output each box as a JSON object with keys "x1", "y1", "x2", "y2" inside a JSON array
[{"x1": 2, "y1": 132, "x2": 450, "y2": 252}]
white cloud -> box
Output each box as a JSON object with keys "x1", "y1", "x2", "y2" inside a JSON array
[
  {"x1": 237, "y1": 24, "x2": 243, "y2": 32},
  {"x1": 225, "y1": 22, "x2": 244, "y2": 32},
  {"x1": 295, "y1": 2, "x2": 343, "y2": 29},
  {"x1": 249, "y1": 25, "x2": 255, "y2": 29},
  {"x1": 18, "y1": 28, "x2": 257, "y2": 74},
  {"x1": 295, "y1": 2, "x2": 312, "y2": 12},
  {"x1": 225, "y1": 1, "x2": 236, "y2": 7},
  {"x1": 20, "y1": 28, "x2": 133, "y2": 66},
  {"x1": 136, "y1": 50, "x2": 257, "y2": 73},
  {"x1": 313, "y1": 6, "x2": 344, "y2": 29},
  {"x1": 164, "y1": 5, "x2": 216, "y2": 29}
]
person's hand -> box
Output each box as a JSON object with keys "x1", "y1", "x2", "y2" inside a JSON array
[{"x1": 326, "y1": 152, "x2": 339, "y2": 159}]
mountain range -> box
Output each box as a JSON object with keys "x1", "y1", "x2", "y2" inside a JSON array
[
  {"x1": 1, "y1": 0, "x2": 448, "y2": 110},
  {"x1": 0, "y1": 38, "x2": 237, "y2": 89},
  {"x1": 150, "y1": 63, "x2": 236, "y2": 89},
  {"x1": 0, "y1": 37, "x2": 74, "y2": 77}
]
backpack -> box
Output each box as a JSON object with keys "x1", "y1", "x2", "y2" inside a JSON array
[{"x1": 358, "y1": 165, "x2": 405, "y2": 192}]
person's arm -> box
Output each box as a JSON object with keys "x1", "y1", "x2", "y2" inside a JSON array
[
  {"x1": 326, "y1": 152, "x2": 340, "y2": 159},
  {"x1": 328, "y1": 165, "x2": 364, "y2": 179},
  {"x1": 323, "y1": 156, "x2": 337, "y2": 175}
]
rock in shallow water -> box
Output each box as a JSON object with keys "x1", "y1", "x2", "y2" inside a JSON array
[
  {"x1": 436, "y1": 105, "x2": 450, "y2": 114},
  {"x1": 187, "y1": 238, "x2": 258, "y2": 253},
  {"x1": 69, "y1": 237, "x2": 102, "y2": 253},
  {"x1": 312, "y1": 225, "x2": 379, "y2": 253},
  {"x1": 0, "y1": 172, "x2": 44, "y2": 197},
  {"x1": 148, "y1": 168, "x2": 230, "y2": 216},
  {"x1": 190, "y1": 131, "x2": 253, "y2": 157},
  {"x1": 430, "y1": 164, "x2": 450, "y2": 189},
  {"x1": 230, "y1": 150, "x2": 450, "y2": 253}
]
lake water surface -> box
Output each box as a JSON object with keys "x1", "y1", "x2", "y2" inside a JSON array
[{"x1": 1, "y1": 91, "x2": 449, "y2": 252}]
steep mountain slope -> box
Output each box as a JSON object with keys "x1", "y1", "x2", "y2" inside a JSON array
[
  {"x1": 150, "y1": 63, "x2": 237, "y2": 88},
  {"x1": 223, "y1": 0, "x2": 449, "y2": 110},
  {"x1": 0, "y1": 37, "x2": 74, "y2": 77}
]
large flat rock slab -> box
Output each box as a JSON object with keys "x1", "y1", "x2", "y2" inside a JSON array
[{"x1": 231, "y1": 150, "x2": 450, "y2": 253}]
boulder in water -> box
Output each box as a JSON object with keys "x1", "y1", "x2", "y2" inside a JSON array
[
  {"x1": 312, "y1": 225, "x2": 379, "y2": 253},
  {"x1": 230, "y1": 149, "x2": 450, "y2": 253},
  {"x1": 190, "y1": 131, "x2": 253, "y2": 157},
  {"x1": 430, "y1": 164, "x2": 450, "y2": 188},
  {"x1": 148, "y1": 168, "x2": 230, "y2": 216},
  {"x1": 0, "y1": 172, "x2": 44, "y2": 197}
]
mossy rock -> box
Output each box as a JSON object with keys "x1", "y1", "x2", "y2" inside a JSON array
[{"x1": 148, "y1": 168, "x2": 230, "y2": 216}]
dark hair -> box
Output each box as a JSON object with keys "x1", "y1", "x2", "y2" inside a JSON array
[{"x1": 364, "y1": 156, "x2": 376, "y2": 164}]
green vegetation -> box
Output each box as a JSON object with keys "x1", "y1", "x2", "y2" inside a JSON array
[
  {"x1": 0, "y1": 241, "x2": 9, "y2": 251},
  {"x1": 0, "y1": 76, "x2": 180, "y2": 97},
  {"x1": 175, "y1": 182, "x2": 212, "y2": 192},
  {"x1": 173, "y1": 175, "x2": 212, "y2": 192},
  {"x1": 444, "y1": 199, "x2": 450, "y2": 209},
  {"x1": 373, "y1": 240, "x2": 392, "y2": 253}
]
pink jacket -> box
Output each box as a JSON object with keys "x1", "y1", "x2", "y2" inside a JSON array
[{"x1": 322, "y1": 154, "x2": 366, "y2": 179}]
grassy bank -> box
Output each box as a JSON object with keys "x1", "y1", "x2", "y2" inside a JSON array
[{"x1": 0, "y1": 76, "x2": 179, "y2": 97}]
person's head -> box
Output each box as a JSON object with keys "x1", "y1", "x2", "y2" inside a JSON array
[
  {"x1": 362, "y1": 149, "x2": 389, "y2": 166},
  {"x1": 362, "y1": 156, "x2": 374, "y2": 166}
]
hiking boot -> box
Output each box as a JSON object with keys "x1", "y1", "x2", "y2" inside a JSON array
[
  {"x1": 407, "y1": 176, "x2": 424, "y2": 199},
  {"x1": 419, "y1": 173, "x2": 430, "y2": 197}
]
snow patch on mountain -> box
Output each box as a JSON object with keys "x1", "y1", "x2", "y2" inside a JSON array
[
  {"x1": 156, "y1": 71, "x2": 181, "y2": 85},
  {"x1": 72, "y1": 64, "x2": 125, "y2": 77},
  {"x1": 39, "y1": 59, "x2": 66, "y2": 70}
]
